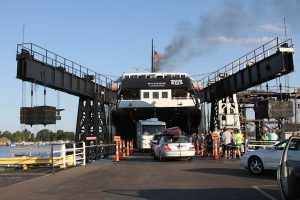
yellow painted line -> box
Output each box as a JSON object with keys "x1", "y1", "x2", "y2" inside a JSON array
[{"x1": 252, "y1": 185, "x2": 277, "y2": 200}]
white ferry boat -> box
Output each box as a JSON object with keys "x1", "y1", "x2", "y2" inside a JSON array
[{"x1": 112, "y1": 72, "x2": 202, "y2": 141}]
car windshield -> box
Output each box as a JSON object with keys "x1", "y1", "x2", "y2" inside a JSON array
[
  {"x1": 164, "y1": 136, "x2": 189, "y2": 143},
  {"x1": 142, "y1": 125, "x2": 165, "y2": 135}
]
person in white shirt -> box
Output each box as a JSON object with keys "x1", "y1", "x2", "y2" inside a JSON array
[{"x1": 221, "y1": 127, "x2": 232, "y2": 159}]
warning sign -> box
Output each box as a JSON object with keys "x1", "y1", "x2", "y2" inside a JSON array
[
  {"x1": 114, "y1": 136, "x2": 121, "y2": 142},
  {"x1": 86, "y1": 136, "x2": 97, "y2": 141}
]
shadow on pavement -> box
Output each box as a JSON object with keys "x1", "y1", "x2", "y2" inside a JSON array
[
  {"x1": 0, "y1": 167, "x2": 60, "y2": 188},
  {"x1": 184, "y1": 167, "x2": 277, "y2": 180},
  {"x1": 103, "y1": 188, "x2": 280, "y2": 200}
]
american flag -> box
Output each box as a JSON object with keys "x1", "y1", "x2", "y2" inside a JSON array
[{"x1": 154, "y1": 51, "x2": 162, "y2": 62}]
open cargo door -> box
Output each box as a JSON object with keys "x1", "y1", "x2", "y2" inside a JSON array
[{"x1": 277, "y1": 136, "x2": 300, "y2": 200}]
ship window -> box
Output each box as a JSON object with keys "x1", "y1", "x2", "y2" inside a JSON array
[
  {"x1": 122, "y1": 90, "x2": 140, "y2": 100},
  {"x1": 172, "y1": 89, "x2": 187, "y2": 99},
  {"x1": 162, "y1": 92, "x2": 168, "y2": 98},
  {"x1": 143, "y1": 92, "x2": 149, "y2": 99},
  {"x1": 153, "y1": 92, "x2": 159, "y2": 99},
  {"x1": 124, "y1": 75, "x2": 129, "y2": 79}
]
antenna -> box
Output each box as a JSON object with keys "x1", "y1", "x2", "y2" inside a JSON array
[
  {"x1": 22, "y1": 23, "x2": 26, "y2": 44},
  {"x1": 21, "y1": 23, "x2": 26, "y2": 132},
  {"x1": 284, "y1": 18, "x2": 287, "y2": 40}
]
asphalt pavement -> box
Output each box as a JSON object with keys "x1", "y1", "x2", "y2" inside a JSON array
[{"x1": 0, "y1": 154, "x2": 280, "y2": 200}]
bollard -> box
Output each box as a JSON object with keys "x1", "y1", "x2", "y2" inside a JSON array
[
  {"x1": 213, "y1": 138, "x2": 219, "y2": 160},
  {"x1": 119, "y1": 140, "x2": 123, "y2": 159},
  {"x1": 130, "y1": 140, "x2": 134, "y2": 155},
  {"x1": 126, "y1": 140, "x2": 130, "y2": 156},
  {"x1": 115, "y1": 141, "x2": 119, "y2": 162},
  {"x1": 122, "y1": 140, "x2": 126, "y2": 158}
]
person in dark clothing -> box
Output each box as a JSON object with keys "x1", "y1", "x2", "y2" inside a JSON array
[{"x1": 205, "y1": 132, "x2": 213, "y2": 157}]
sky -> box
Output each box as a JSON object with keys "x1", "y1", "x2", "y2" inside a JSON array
[{"x1": 0, "y1": 0, "x2": 299, "y2": 133}]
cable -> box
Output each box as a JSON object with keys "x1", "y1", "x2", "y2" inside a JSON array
[
  {"x1": 190, "y1": 72, "x2": 213, "y2": 77},
  {"x1": 44, "y1": 85, "x2": 46, "y2": 106},
  {"x1": 31, "y1": 83, "x2": 33, "y2": 107},
  {"x1": 21, "y1": 81, "x2": 26, "y2": 132}
]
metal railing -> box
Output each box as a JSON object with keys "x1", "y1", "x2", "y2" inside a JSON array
[
  {"x1": 85, "y1": 144, "x2": 116, "y2": 162},
  {"x1": 2, "y1": 142, "x2": 120, "y2": 169},
  {"x1": 64, "y1": 142, "x2": 86, "y2": 167},
  {"x1": 245, "y1": 140, "x2": 279, "y2": 151},
  {"x1": 196, "y1": 37, "x2": 294, "y2": 89},
  {"x1": 17, "y1": 43, "x2": 114, "y2": 90}
]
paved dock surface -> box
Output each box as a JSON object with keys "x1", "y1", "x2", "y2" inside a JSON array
[{"x1": 0, "y1": 155, "x2": 280, "y2": 200}]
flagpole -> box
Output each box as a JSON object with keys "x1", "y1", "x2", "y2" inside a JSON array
[{"x1": 151, "y1": 39, "x2": 154, "y2": 72}]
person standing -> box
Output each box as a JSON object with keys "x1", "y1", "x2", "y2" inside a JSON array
[
  {"x1": 234, "y1": 130, "x2": 244, "y2": 158},
  {"x1": 268, "y1": 128, "x2": 278, "y2": 141},
  {"x1": 205, "y1": 132, "x2": 213, "y2": 157},
  {"x1": 197, "y1": 133, "x2": 205, "y2": 156},
  {"x1": 221, "y1": 127, "x2": 232, "y2": 159}
]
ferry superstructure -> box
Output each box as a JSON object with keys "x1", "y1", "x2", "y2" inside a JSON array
[{"x1": 112, "y1": 72, "x2": 201, "y2": 140}]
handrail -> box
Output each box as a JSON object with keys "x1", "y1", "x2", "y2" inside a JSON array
[
  {"x1": 195, "y1": 37, "x2": 294, "y2": 89},
  {"x1": 245, "y1": 140, "x2": 279, "y2": 151},
  {"x1": 17, "y1": 43, "x2": 114, "y2": 91}
]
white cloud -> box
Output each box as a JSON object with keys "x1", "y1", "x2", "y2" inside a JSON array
[
  {"x1": 259, "y1": 23, "x2": 285, "y2": 33},
  {"x1": 205, "y1": 36, "x2": 274, "y2": 45}
]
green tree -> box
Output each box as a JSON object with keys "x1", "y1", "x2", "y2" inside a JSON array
[
  {"x1": 13, "y1": 131, "x2": 22, "y2": 142},
  {"x1": 22, "y1": 129, "x2": 32, "y2": 142},
  {"x1": 36, "y1": 129, "x2": 51, "y2": 141},
  {"x1": 64, "y1": 132, "x2": 75, "y2": 141},
  {"x1": 1, "y1": 131, "x2": 13, "y2": 141}
]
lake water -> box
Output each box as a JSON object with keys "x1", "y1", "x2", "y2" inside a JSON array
[{"x1": 0, "y1": 145, "x2": 63, "y2": 158}]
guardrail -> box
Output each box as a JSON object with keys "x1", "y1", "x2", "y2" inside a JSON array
[
  {"x1": 1, "y1": 142, "x2": 86, "y2": 170},
  {"x1": 85, "y1": 144, "x2": 116, "y2": 162},
  {"x1": 245, "y1": 140, "x2": 279, "y2": 151},
  {"x1": 0, "y1": 140, "x2": 134, "y2": 169},
  {"x1": 195, "y1": 37, "x2": 294, "y2": 89}
]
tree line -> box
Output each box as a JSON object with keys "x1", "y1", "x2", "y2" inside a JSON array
[{"x1": 0, "y1": 129, "x2": 75, "y2": 142}]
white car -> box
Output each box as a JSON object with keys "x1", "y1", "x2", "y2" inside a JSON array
[
  {"x1": 240, "y1": 140, "x2": 287, "y2": 175},
  {"x1": 154, "y1": 135, "x2": 195, "y2": 161}
]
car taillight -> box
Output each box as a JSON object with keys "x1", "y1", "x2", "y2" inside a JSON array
[
  {"x1": 189, "y1": 144, "x2": 195, "y2": 150},
  {"x1": 164, "y1": 144, "x2": 171, "y2": 151}
]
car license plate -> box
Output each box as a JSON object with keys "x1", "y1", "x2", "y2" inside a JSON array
[{"x1": 177, "y1": 145, "x2": 185, "y2": 149}]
